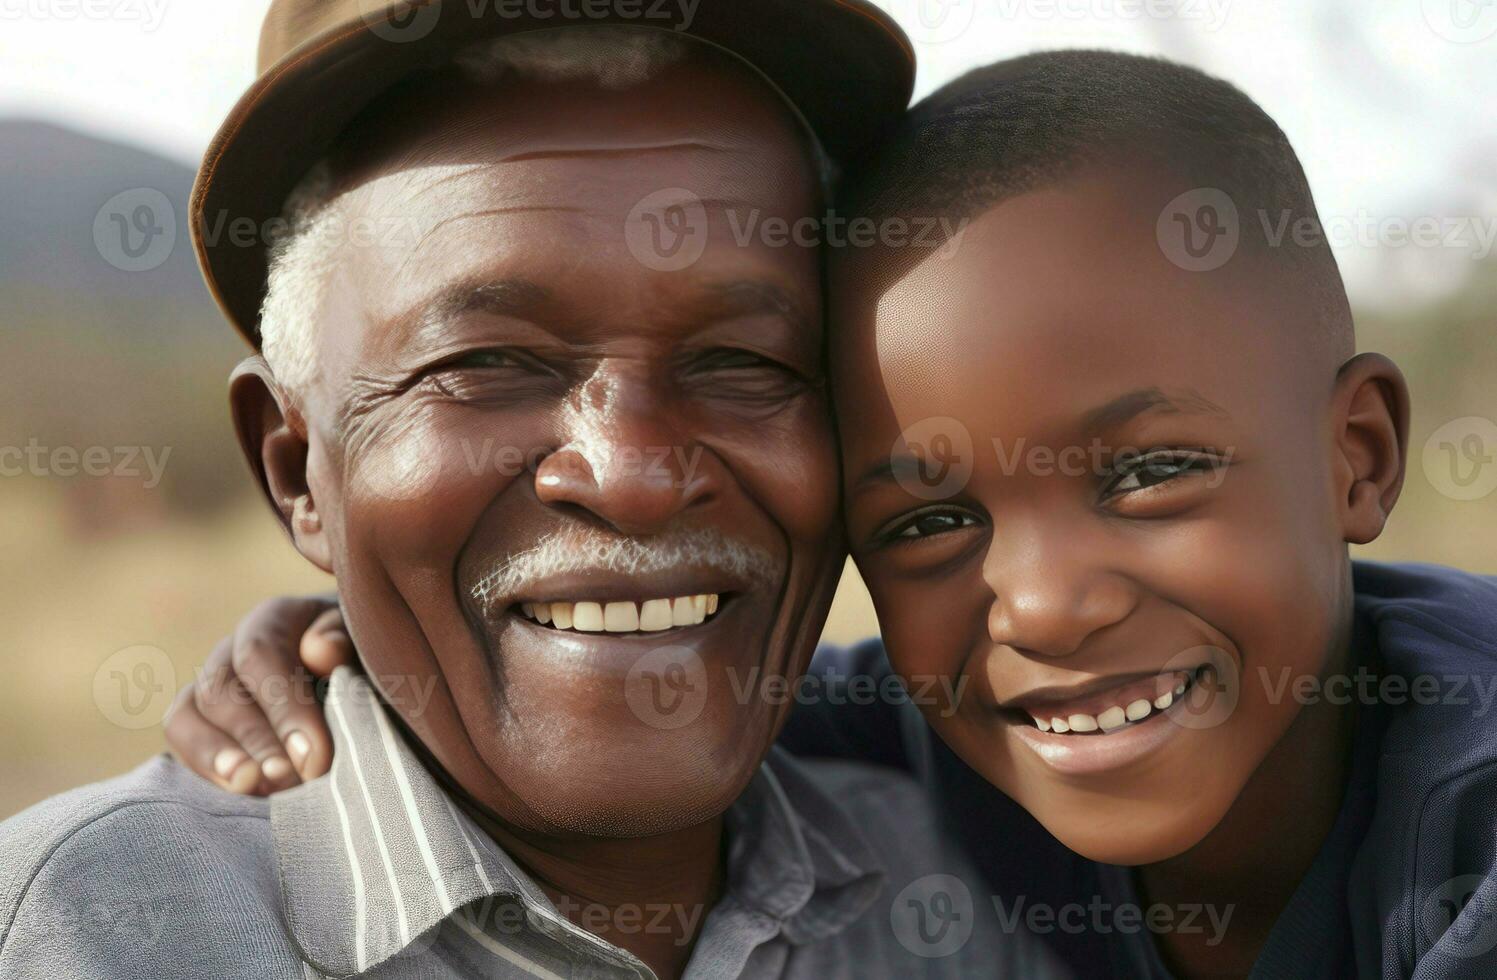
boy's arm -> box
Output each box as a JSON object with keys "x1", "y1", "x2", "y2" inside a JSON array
[
  {"x1": 164, "y1": 595, "x2": 352, "y2": 795},
  {"x1": 165, "y1": 605, "x2": 912, "y2": 793},
  {"x1": 775, "y1": 637, "x2": 916, "y2": 772}
]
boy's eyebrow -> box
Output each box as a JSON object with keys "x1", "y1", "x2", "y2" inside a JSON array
[
  {"x1": 853, "y1": 387, "x2": 1233, "y2": 491},
  {"x1": 855, "y1": 455, "x2": 926, "y2": 491},
  {"x1": 1081, "y1": 387, "x2": 1230, "y2": 431}
]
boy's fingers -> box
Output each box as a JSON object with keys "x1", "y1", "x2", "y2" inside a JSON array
[
  {"x1": 300, "y1": 606, "x2": 354, "y2": 678},
  {"x1": 195, "y1": 639, "x2": 301, "y2": 791},
  {"x1": 164, "y1": 683, "x2": 264, "y2": 795},
  {"x1": 229, "y1": 597, "x2": 340, "y2": 781}
]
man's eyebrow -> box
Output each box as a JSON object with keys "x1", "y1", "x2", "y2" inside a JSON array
[
  {"x1": 1081, "y1": 387, "x2": 1230, "y2": 431},
  {"x1": 700, "y1": 279, "x2": 809, "y2": 328},
  {"x1": 410, "y1": 278, "x2": 553, "y2": 333}
]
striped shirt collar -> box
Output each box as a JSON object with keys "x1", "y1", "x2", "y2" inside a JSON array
[{"x1": 271, "y1": 667, "x2": 884, "y2": 978}]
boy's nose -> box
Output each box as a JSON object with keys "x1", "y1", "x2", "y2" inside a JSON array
[{"x1": 982, "y1": 525, "x2": 1137, "y2": 658}]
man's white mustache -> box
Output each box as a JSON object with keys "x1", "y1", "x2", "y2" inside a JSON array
[{"x1": 470, "y1": 529, "x2": 780, "y2": 612}]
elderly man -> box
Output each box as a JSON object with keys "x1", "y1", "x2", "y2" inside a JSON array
[{"x1": 0, "y1": 3, "x2": 1049, "y2": 979}]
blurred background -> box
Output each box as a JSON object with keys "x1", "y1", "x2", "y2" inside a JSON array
[{"x1": 1, "y1": 0, "x2": 1494, "y2": 818}]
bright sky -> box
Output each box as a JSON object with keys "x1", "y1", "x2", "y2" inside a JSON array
[{"x1": 2, "y1": 0, "x2": 1495, "y2": 307}]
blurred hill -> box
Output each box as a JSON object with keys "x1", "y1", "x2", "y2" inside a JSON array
[
  {"x1": 0, "y1": 119, "x2": 253, "y2": 523},
  {"x1": 1, "y1": 119, "x2": 208, "y2": 303}
]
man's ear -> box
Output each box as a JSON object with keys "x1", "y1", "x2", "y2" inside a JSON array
[
  {"x1": 1331, "y1": 352, "x2": 1410, "y2": 545},
  {"x1": 230, "y1": 355, "x2": 333, "y2": 574}
]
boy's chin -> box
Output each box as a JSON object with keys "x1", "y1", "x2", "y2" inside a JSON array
[
  {"x1": 1054, "y1": 820, "x2": 1216, "y2": 867},
  {"x1": 1023, "y1": 788, "x2": 1234, "y2": 867}
]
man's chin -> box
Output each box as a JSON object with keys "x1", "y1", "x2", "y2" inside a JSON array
[
  {"x1": 521, "y1": 776, "x2": 747, "y2": 839},
  {"x1": 485, "y1": 718, "x2": 771, "y2": 838}
]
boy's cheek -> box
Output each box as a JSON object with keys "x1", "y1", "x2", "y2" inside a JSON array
[{"x1": 866, "y1": 570, "x2": 974, "y2": 675}]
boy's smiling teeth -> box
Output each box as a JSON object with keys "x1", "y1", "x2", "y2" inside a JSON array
[
  {"x1": 1028, "y1": 672, "x2": 1196, "y2": 735},
  {"x1": 518, "y1": 594, "x2": 720, "y2": 633}
]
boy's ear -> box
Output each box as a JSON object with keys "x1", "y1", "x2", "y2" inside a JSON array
[
  {"x1": 1331, "y1": 352, "x2": 1410, "y2": 545},
  {"x1": 229, "y1": 355, "x2": 334, "y2": 574}
]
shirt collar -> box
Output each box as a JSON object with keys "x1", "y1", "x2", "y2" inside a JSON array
[
  {"x1": 723, "y1": 746, "x2": 886, "y2": 945},
  {"x1": 271, "y1": 668, "x2": 884, "y2": 977}
]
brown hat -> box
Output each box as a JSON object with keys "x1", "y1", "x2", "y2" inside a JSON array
[{"x1": 190, "y1": 0, "x2": 915, "y2": 347}]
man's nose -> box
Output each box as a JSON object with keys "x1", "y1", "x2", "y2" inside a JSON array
[
  {"x1": 982, "y1": 518, "x2": 1137, "y2": 658},
  {"x1": 533, "y1": 377, "x2": 714, "y2": 534}
]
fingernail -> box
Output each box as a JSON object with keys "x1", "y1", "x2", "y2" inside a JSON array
[
  {"x1": 213, "y1": 748, "x2": 246, "y2": 779},
  {"x1": 226, "y1": 759, "x2": 261, "y2": 795},
  {"x1": 286, "y1": 731, "x2": 311, "y2": 768},
  {"x1": 262, "y1": 756, "x2": 293, "y2": 783}
]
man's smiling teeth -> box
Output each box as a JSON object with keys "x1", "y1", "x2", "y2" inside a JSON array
[
  {"x1": 519, "y1": 594, "x2": 720, "y2": 633},
  {"x1": 1031, "y1": 682, "x2": 1188, "y2": 735}
]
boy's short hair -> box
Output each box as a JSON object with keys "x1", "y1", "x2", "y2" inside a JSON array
[{"x1": 845, "y1": 49, "x2": 1352, "y2": 350}]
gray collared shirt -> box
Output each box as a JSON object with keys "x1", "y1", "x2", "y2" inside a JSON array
[{"x1": 1, "y1": 668, "x2": 1055, "y2": 978}]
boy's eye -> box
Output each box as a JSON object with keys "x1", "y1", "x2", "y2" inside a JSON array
[
  {"x1": 887, "y1": 508, "x2": 981, "y2": 541},
  {"x1": 1103, "y1": 450, "x2": 1220, "y2": 497}
]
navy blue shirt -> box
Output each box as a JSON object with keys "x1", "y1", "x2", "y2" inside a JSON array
[{"x1": 778, "y1": 562, "x2": 1497, "y2": 979}]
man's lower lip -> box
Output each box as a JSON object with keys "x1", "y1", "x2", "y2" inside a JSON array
[{"x1": 1007, "y1": 700, "x2": 1191, "y2": 776}]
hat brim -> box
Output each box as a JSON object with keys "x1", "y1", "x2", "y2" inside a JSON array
[{"x1": 190, "y1": 0, "x2": 914, "y2": 346}]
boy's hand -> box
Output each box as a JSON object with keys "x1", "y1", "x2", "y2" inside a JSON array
[{"x1": 164, "y1": 595, "x2": 353, "y2": 795}]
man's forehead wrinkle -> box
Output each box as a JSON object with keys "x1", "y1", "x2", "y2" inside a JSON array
[
  {"x1": 500, "y1": 138, "x2": 734, "y2": 163},
  {"x1": 392, "y1": 139, "x2": 734, "y2": 192},
  {"x1": 401, "y1": 161, "x2": 512, "y2": 200},
  {"x1": 391, "y1": 205, "x2": 588, "y2": 279}
]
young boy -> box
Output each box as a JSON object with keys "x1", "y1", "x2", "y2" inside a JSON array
[{"x1": 167, "y1": 51, "x2": 1497, "y2": 978}]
